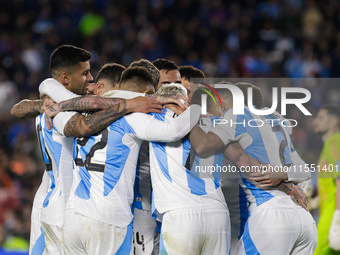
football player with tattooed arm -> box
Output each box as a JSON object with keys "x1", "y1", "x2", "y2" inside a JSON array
[
  {"x1": 43, "y1": 67, "x2": 199, "y2": 254},
  {"x1": 189, "y1": 83, "x2": 317, "y2": 254},
  {"x1": 10, "y1": 45, "x2": 170, "y2": 254}
]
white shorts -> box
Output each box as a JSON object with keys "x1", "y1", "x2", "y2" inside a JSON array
[
  {"x1": 160, "y1": 207, "x2": 231, "y2": 255},
  {"x1": 41, "y1": 222, "x2": 63, "y2": 254},
  {"x1": 133, "y1": 208, "x2": 159, "y2": 255},
  {"x1": 29, "y1": 205, "x2": 46, "y2": 255},
  {"x1": 63, "y1": 208, "x2": 133, "y2": 255},
  {"x1": 238, "y1": 197, "x2": 318, "y2": 255}
]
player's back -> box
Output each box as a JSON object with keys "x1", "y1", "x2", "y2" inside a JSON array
[
  {"x1": 225, "y1": 108, "x2": 318, "y2": 255},
  {"x1": 37, "y1": 113, "x2": 74, "y2": 227},
  {"x1": 71, "y1": 116, "x2": 143, "y2": 228},
  {"x1": 218, "y1": 107, "x2": 296, "y2": 209},
  {"x1": 149, "y1": 109, "x2": 227, "y2": 216}
]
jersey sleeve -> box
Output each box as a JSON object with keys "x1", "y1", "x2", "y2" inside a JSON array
[
  {"x1": 209, "y1": 109, "x2": 245, "y2": 145},
  {"x1": 53, "y1": 111, "x2": 77, "y2": 136},
  {"x1": 39, "y1": 78, "x2": 80, "y2": 103},
  {"x1": 285, "y1": 150, "x2": 311, "y2": 183},
  {"x1": 126, "y1": 105, "x2": 201, "y2": 142}
]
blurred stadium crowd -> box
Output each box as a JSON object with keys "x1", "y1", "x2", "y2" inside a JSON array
[{"x1": 0, "y1": 0, "x2": 340, "y2": 251}]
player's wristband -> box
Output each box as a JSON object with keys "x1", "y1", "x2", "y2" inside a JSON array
[{"x1": 329, "y1": 210, "x2": 340, "y2": 250}]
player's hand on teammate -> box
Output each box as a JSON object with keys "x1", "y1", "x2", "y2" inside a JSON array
[
  {"x1": 148, "y1": 94, "x2": 189, "y2": 109},
  {"x1": 329, "y1": 210, "x2": 340, "y2": 250},
  {"x1": 39, "y1": 95, "x2": 57, "y2": 129},
  {"x1": 249, "y1": 165, "x2": 288, "y2": 188},
  {"x1": 128, "y1": 96, "x2": 164, "y2": 114},
  {"x1": 44, "y1": 103, "x2": 60, "y2": 129},
  {"x1": 41, "y1": 96, "x2": 55, "y2": 112},
  {"x1": 289, "y1": 184, "x2": 309, "y2": 211}
]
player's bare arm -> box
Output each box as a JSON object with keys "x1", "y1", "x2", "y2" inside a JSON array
[
  {"x1": 45, "y1": 95, "x2": 125, "y2": 118},
  {"x1": 224, "y1": 142, "x2": 308, "y2": 211},
  {"x1": 59, "y1": 96, "x2": 164, "y2": 137},
  {"x1": 189, "y1": 125, "x2": 225, "y2": 157},
  {"x1": 11, "y1": 99, "x2": 44, "y2": 119},
  {"x1": 146, "y1": 94, "x2": 188, "y2": 109},
  {"x1": 249, "y1": 167, "x2": 288, "y2": 187},
  {"x1": 11, "y1": 95, "x2": 117, "y2": 119},
  {"x1": 63, "y1": 101, "x2": 127, "y2": 137}
]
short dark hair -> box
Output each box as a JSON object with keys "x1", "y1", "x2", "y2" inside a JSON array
[
  {"x1": 179, "y1": 65, "x2": 205, "y2": 80},
  {"x1": 156, "y1": 84, "x2": 188, "y2": 98},
  {"x1": 152, "y1": 58, "x2": 178, "y2": 72},
  {"x1": 119, "y1": 67, "x2": 155, "y2": 93},
  {"x1": 235, "y1": 82, "x2": 264, "y2": 109},
  {"x1": 129, "y1": 59, "x2": 160, "y2": 89},
  {"x1": 95, "y1": 63, "x2": 126, "y2": 85},
  {"x1": 321, "y1": 105, "x2": 340, "y2": 128},
  {"x1": 50, "y1": 45, "x2": 92, "y2": 75}
]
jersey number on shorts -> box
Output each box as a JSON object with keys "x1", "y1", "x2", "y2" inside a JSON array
[{"x1": 75, "y1": 129, "x2": 108, "y2": 172}]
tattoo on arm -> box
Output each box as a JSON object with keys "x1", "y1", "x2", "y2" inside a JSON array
[
  {"x1": 58, "y1": 96, "x2": 124, "y2": 112},
  {"x1": 279, "y1": 183, "x2": 308, "y2": 210},
  {"x1": 277, "y1": 182, "x2": 294, "y2": 194},
  {"x1": 11, "y1": 100, "x2": 43, "y2": 119},
  {"x1": 224, "y1": 142, "x2": 261, "y2": 173},
  {"x1": 64, "y1": 100, "x2": 127, "y2": 137},
  {"x1": 224, "y1": 142, "x2": 308, "y2": 210}
]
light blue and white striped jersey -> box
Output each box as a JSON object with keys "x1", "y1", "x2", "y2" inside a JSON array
[
  {"x1": 149, "y1": 112, "x2": 227, "y2": 216},
  {"x1": 57, "y1": 97, "x2": 201, "y2": 227},
  {"x1": 70, "y1": 117, "x2": 143, "y2": 228},
  {"x1": 210, "y1": 107, "x2": 309, "y2": 210},
  {"x1": 190, "y1": 117, "x2": 224, "y2": 188},
  {"x1": 36, "y1": 113, "x2": 74, "y2": 227},
  {"x1": 34, "y1": 115, "x2": 52, "y2": 210},
  {"x1": 35, "y1": 78, "x2": 79, "y2": 227},
  {"x1": 133, "y1": 141, "x2": 152, "y2": 211},
  {"x1": 221, "y1": 158, "x2": 248, "y2": 240}
]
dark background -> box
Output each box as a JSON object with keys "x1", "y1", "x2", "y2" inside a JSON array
[{"x1": 0, "y1": 0, "x2": 339, "y2": 251}]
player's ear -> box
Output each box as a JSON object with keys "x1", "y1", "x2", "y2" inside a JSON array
[
  {"x1": 60, "y1": 72, "x2": 70, "y2": 86},
  {"x1": 95, "y1": 82, "x2": 104, "y2": 95},
  {"x1": 143, "y1": 85, "x2": 155, "y2": 94}
]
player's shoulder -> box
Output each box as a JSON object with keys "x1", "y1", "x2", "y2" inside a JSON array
[
  {"x1": 149, "y1": 108, "x2": 169, "y2": 121},
  {"x1": 38, "y1": 78, "x2": 62, "y2": 94},
  {"x1": 40, "y1": 78, "x2": 60, "y2": 86}
]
